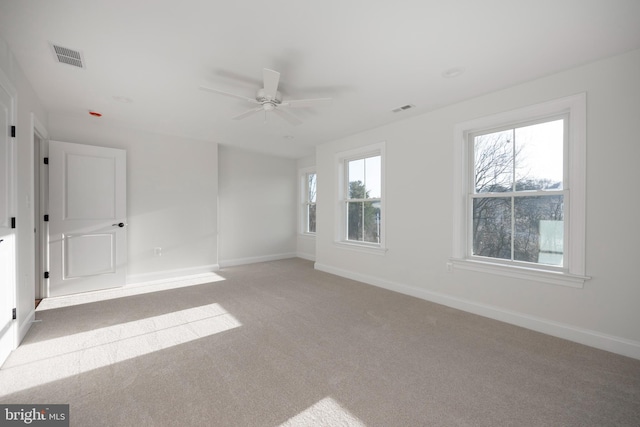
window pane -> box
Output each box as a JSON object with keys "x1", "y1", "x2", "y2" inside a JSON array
[
  {"x1": 514, "y1": 196, "x2": 564, "y2": 265},
  {"x1": 347, "y1": 201, "x2": 381, "y2": 243},
  {"x1": 348, "y1": 179, "x2": 367, "y2": 200},
  {"x1": 474, "y1": 130, "x2": 514, "y2": 193},
  {"x1": 365, "y1": 155, "x2": 381, "y2": 198},
  {"x1": 308, "y1": 173, "x2": 317, "y2": 203},
  {"x1": 515, "y1": 120, "x2": 564, "y2": 191},
  {"x1": 472, "y1": 197, "x2": 512, "y2": 259},
  {"x1": 348, "y1": 159, "x2": 364, "y2": 199},
  {"x1": 307, "y1": 203, "x2": 316, "y2": 233}
]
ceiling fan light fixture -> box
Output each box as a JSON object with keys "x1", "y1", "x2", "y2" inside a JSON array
[
  {"x1": 201, "y1": 67, "x2": 332, "y2": 126},
  {"x1": 257, "y1": 88, "x2": 282, "y2": 104}
]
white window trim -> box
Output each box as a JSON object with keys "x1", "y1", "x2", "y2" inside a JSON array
[
  {"x1": 335, "y1": 142, "x2": 387, "y2": 254},
  {"x1": 298, "y1": 166, "x2": 316, "y2": 236},
  {"x1": 451, "y1": 93, "x2": 589, "y2": 288}
]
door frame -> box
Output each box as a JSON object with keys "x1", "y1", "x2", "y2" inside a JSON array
[{"x1": 32, "y1": 114, "x2": 49, "y2": 299}]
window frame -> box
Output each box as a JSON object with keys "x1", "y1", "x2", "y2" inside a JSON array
[
  {"x1": 468, "y1": 114, "x2": 568, "y2": 270},
  {"x1": 451, "y1": 94, "x2": 589, "y2": 287},
  {"x1": 299, "y1": 167, "x2": 317, "y2": 236},
  {"x1": 335, "y1": 142, "x2": 386, "y2": 254}
]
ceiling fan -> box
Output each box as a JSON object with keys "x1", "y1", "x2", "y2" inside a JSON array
[{"x1": 200, "y1": 68, "x2": 332, "y2": 125}]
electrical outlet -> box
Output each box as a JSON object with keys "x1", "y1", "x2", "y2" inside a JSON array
[
  {"x1": 446, "y1": 262, "x2": 453, "y2": 273},
  {"x1": 154, "y1": 247, "x2": 162, "y2": 257}
]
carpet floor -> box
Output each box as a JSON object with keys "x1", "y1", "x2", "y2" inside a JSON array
[{"x1": 1, "y1": 258, "x2": 639, "y2": 426}]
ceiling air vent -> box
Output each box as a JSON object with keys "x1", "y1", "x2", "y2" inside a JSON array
[
  {"x1": 51, "y1": 43, "x2": 85, "y2": 69},
  {"x1": 392, "y1": 104, "x2": 415, "y2": 113}
]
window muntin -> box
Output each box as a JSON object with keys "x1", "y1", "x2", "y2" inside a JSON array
[
  {"x1": 470, "y1": 117, "x2": 566, "y2": 268},
  {"x1": 344, "y1": 154, "x2": 381, "y2": 244}
]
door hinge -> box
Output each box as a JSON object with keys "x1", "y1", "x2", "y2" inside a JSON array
[
  {"x1": 10, "y1": 126, "x2": 16, "y2": 138},
  {"x1": 44, "y1": 271, "x2": 50, "y2": 279},
  {"x1": 43, "y1": 157, "x2": 49, "y2": 165},
  {"x1": 44, "y1": 214, "x2": 49, "y2": 222},
  {"x1": 11, "y1": 217, "x2": 16, "y2": 229},
  {"x1": 12, "y1": 308, "x2": 16, "y2": 320}
]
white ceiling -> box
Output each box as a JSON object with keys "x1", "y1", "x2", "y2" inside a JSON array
[{"x1": 1, "y1": 1, "x2": 639, "y2": 158}]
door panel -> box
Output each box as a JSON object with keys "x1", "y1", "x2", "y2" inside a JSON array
[
  {"x1": 65, "y1": 233, "x2": 116, "y2": 277},
  {"x1": 65, "y1": 153, "x2": 116, "y2": 219},
  {"x1": 49, "y1": 141, "x2": 126, "y2": 297}
]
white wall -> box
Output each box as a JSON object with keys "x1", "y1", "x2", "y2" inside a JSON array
[
  {"x1": 0, "y1": 37, "x2": 48, "y2": 344},
  {"x1": 315, "y1": 49, "x2": 640, "y2": 359},
  {"x1": 297, "y1": 154, "x2": 316, "y2": 261},
  {"x1": 218, "y1": 145, "x2": 297, "y2": 266},
  {"x1": 48, "y1": 115, "x2": 219, "y2": 283}
]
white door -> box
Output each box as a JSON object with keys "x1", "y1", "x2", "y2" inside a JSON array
[
  {"x1": 0, "y1": 79, "x2": 16, "y2": 366},
  {"x1": 49, "y1": 141, "x2": 127, "y2": 297}
]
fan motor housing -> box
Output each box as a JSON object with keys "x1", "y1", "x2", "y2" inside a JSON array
[{"x1": 256, "y1": 89, "x2": 282, "y2": 104}]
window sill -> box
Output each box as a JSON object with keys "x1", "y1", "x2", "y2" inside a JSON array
[
  {"x1": 334, "y1": 241, "x2": 388, "y2": 256},
  {"x1": 449, "y1": 258, "x2": 590, "y2": 288},
  {"x1": 298, "y1": 233, "x2": 316, "y2": 240}
]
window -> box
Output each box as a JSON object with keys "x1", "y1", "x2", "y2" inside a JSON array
[
  {"x1": 299, "y1": 168, "x2": 317, "y2": 235},
  {"x1": 303, "y1": 171, "x2": 317, "y2": 233},
  {"x1": 346, "y1": 155, "x2": 381, "y2": 242},
  {"x1": 336, "y1": 142, "x2": 385, "y2": 251},
  {"x1": 452, "y1": 94, "x2": 588, "y2": 287},
  {"x1": 471, "y1": 118, "x2": 565, "y2": 266}
]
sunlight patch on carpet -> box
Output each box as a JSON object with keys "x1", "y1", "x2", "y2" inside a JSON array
[
  {"x1": 280, "y1": 397, "x2": 366, "y2": 427},
  {"x1": 0, "y1": 303, "x2": 240, "y2": 396}
]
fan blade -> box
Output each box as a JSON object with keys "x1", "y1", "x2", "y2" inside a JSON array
[
  {"x1": 280, "y1": 98, "x2": 333, "y2": 108},
  {"x1": 199, "y1": 86, "x2": 259, "y2": 104},
  {"x1": 232, "y1": 107, "x2": 263, "y2": 120},
  {"x1": 262, "y1": 68, "x2": 280, "y2": 100},
  {"x1": 272, "y1": 108, "x2": 302, "y2": 126}
]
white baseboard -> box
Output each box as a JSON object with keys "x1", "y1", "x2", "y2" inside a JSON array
[
  {"x1": 0, "y1": 308, "x2": 36, "y2": 367},
  {"x1": 314, "y1": 262, "x2": 640, "y2": 360},
  {"x1": 18, "y1": 308, "x2": 35, "y2": 345},
  {"x1": 126, "y1": 264, "x2": 220, "y2": 286},
  {"x1": 219, "y1": 252, "x2": 296, "y2": 268},
  {"x1": 296, "y1": 251, "x2": 316, "y2": 262}
]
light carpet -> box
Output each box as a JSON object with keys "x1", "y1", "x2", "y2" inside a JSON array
[{"x1": 1, "y1": 258, "x2": 639, "y2": 426}]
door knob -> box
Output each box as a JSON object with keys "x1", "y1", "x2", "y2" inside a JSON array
[{"x1": 112, "y1": 222, "x2": 126, "y2": 228}]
